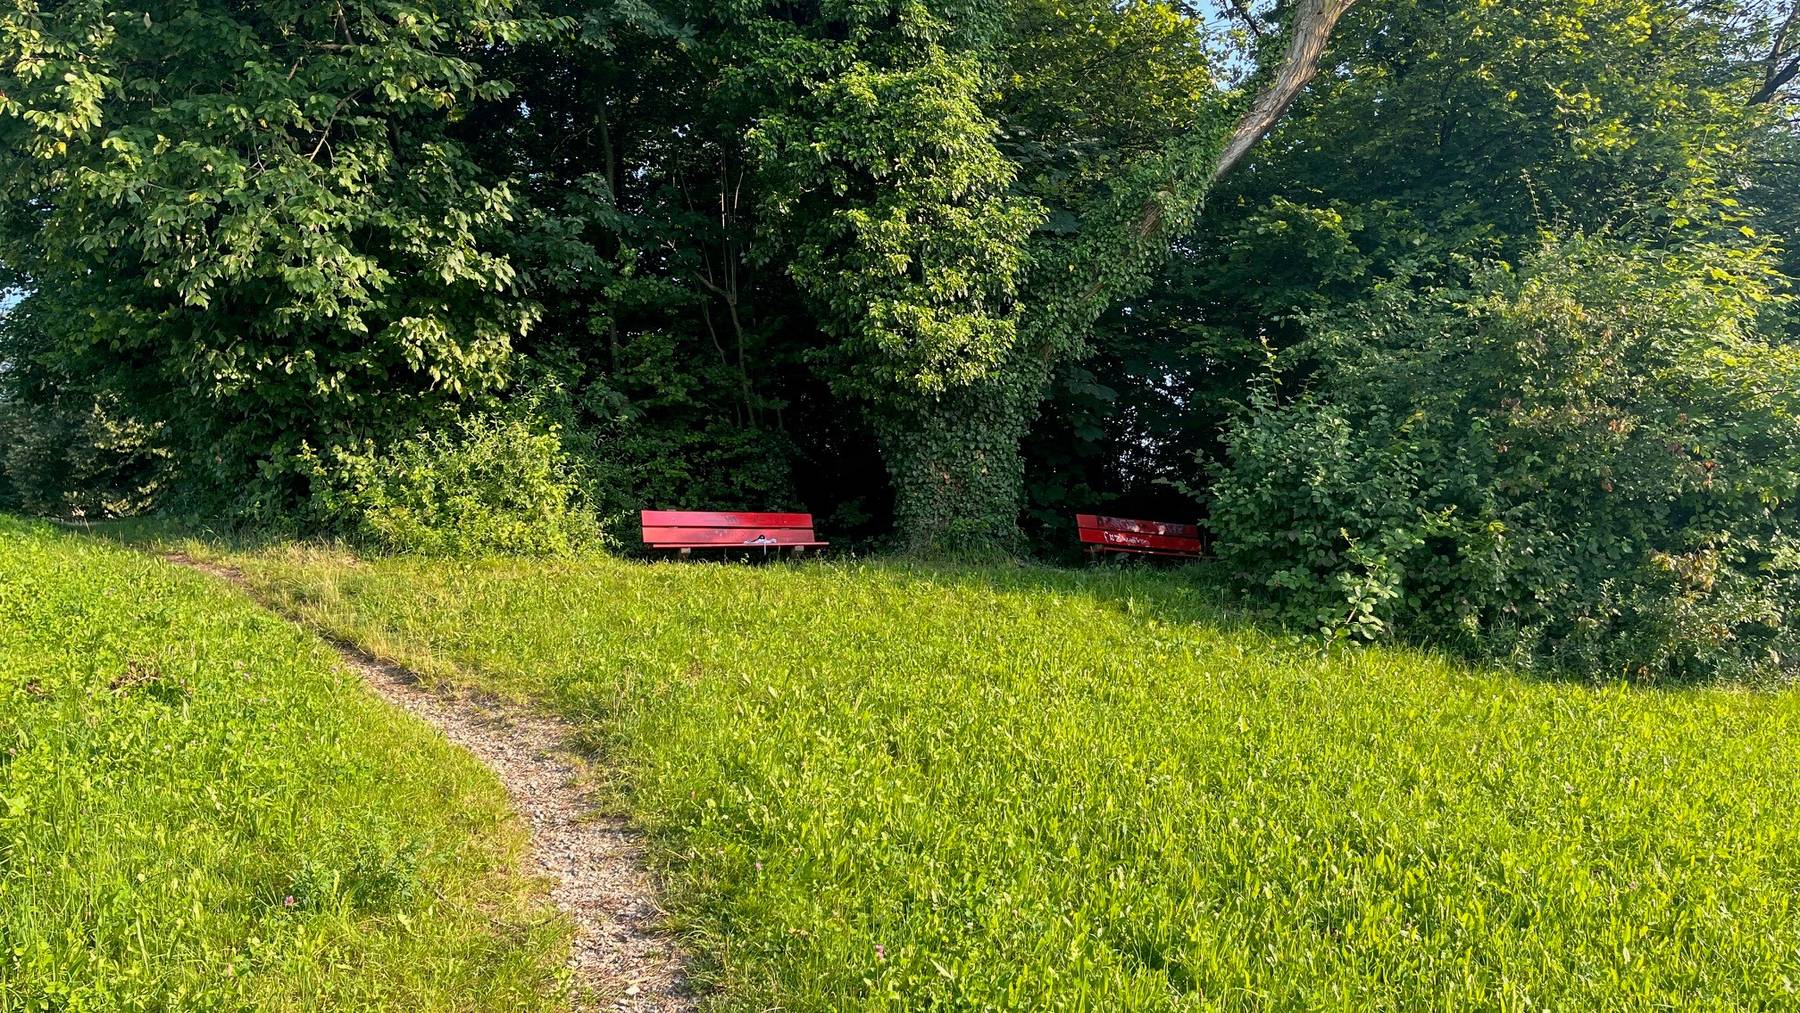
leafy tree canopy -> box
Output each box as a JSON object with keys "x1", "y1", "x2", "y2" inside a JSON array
[{"x1": 0, "y1": 0, "x2": 552, "y2": 518}]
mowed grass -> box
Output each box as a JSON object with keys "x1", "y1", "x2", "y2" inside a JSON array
[
  {"x1": 172, "y1": 540, "x2": 1800, "y2": 1009},
  {"x1": 0, "y1": 518, "x2": 570, "y2": 1011}
]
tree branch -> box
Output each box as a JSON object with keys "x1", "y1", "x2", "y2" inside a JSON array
[
  {"x1": 1752, "y1": 4, "x2": 1799, "y2": 105},
  {"x1": 1225, "y1": 0, "x2": 1267, "y2": 41},
  {"x1": 1211, "y1": 0, "x2": 1358, "y2": 183},
  {"x1": 1751, "y1": 53, "x2": 1799, "y2": 104},
  {"x1": 1076, "y1": 0, "x2": 1357, "y2": 306}
]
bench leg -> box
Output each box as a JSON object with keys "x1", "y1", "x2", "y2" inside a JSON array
[
  {"x1": 793, "y1": 545, "x2": 807, "y2": 558},
  {"x1": 679, "y1": 547, "x2": 691, "y2": 559}
]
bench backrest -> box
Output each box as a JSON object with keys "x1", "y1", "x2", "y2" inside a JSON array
[
  {"x1": 641, "y1": 510, "x2": 820, "y2": 547},
  {"x1": 1075, "y1": 514, "x2": 1203, "y2": 556}
]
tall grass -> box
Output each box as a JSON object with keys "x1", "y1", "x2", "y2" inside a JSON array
[
  {"x1": 0, "y1": 519, "x2": 569, "y2": 1010},
  {"x1": 197, "y1": 544, "x2": 1800, "y2": 1010}
]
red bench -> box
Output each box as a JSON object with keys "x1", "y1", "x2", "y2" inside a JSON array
[
  {"x1": 1076, "y1": 514, "x2": 1204, "y2": 560},
  {"x1": 641, "y1": 510, "x2": 828, "y2": 557}
]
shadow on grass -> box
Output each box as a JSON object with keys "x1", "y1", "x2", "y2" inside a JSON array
[
  {"x1": 56, "y1": 512, "x2": 1693, "y2": 694},
  {"x1": 69, "y1": 514, "x2": 1336, "y2": 650},
  {"x1": 57, "y1": 514, "x2": 307, "y2": 556},
  {"x1": 69, "y1": 512, "x2": 1277, "y2": 637},
  {"x1": 857, "y1": 556, "x2": 1690, "y2": 694}
]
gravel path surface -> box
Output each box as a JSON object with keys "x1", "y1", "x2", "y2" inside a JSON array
[{"x1": 164, "y1": 554, "x2": 693, "y2": 1012}]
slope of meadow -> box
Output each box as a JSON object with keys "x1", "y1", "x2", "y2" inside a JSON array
[
  {"x1": 0, "y1": 519, "x2": 568, "y2": 1011},
  {"x1": 191, "y1": 542, "x2": 1800, "y2": 1011}
]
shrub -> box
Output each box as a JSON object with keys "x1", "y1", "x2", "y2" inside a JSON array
[
  {"x1": 1209, "y1": 237, "x2": 1800, "y2": 682},
  {"x1": 1208, "y1": 392, "x2": 1449, "y2": 642},
  {"x1": 307, "y1": 413, "x2": 602, "y2": 557}
]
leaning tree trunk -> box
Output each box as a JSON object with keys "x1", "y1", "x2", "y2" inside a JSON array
[{"x1": 1211, "y1": 0, "x2": 1359, "y2": 183}]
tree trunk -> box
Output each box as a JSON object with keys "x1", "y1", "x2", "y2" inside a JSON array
[
  {"x1": 1212, "y1": 0, "x2": 1359, "y2": 183},
  {"x1": 877, "y1": 363, "x2": 1050, "y2": 555},
  {"x1": 1751, "y1": 5, "x2": 1797, "y2": 106}
]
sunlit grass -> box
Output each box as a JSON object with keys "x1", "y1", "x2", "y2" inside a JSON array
[
  {"x1": 145, "y1": 533, "x2": 1800, "y2": 1011},
  {"x1": 0, "y1": 518, "x2": 570, "y2": 1010}
]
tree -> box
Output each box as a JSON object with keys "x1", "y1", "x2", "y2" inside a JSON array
[
  {"x1": 0, "y1": 0, "x2": 548, "y2": 519},
  {"x1": 723, "y1": 0, "x2": 1353, "y2": 551}
]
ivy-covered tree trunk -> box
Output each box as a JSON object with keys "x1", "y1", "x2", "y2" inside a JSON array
[
  {"x1": 875, "y1": 363, "x2": 1051, "y2": 554},
  {"x1": 541, "y1": 0, "x2": 1360, "y2": 557}
]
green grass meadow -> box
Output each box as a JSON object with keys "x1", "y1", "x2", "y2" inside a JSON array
[
  {"x1": 168, "y1": 541, "x2": 1800, "y2": 1010},
  {"x1": 0, "y1": 518, "x2": 570, "y2": 1011}
]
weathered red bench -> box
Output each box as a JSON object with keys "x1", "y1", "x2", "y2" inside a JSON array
[
  {"x1": 640, "y1": 510, "x2": 828, "y2": 557},
  {"x1": 1076, "y1": 514, "x2": 1204, "y2": 560}
]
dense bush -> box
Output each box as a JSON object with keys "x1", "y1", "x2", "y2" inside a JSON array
[
  {"x1": 306, "y1": 413, "x2": 601, "y2": 557},
  {"x1": 2, "y1": 0, "x2": 1792, "y2": 561},
  {"x1": 1210, "y1": 237, "x2": 1800, "y2": 682},
  {"x1": 1, "y1": 293, "x2": 166, "y2": 518}
]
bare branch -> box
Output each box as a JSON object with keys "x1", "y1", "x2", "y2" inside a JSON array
[
  {"x1": 1224, "y1": 0, "x2": 1268, "y2": 41},
  {"x1": 1752, "y1": 54, "x2": 1799, "y2": 103},
  {"x1": 1752, "y1": 3, "x2": 1799, "y2": 104}
]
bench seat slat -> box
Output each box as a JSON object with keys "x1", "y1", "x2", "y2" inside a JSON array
[
  {"x1": 1078, "y1": 528, "x2": 1203, "y2": 554},
  {"x1": 643, "y1": 527, "x2": 819, "y2": 545},
  {"x1": 1088, "y1": 544, "x2": 1202, "y2": 559}
]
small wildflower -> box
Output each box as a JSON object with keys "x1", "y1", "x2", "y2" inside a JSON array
[
  {"x1": 754, "y1": 862, "x2": 763, "y2": 873},
  {"x1": 875, "y1": 943, "x2": 886, "y2": 962},
  {"x1": 283, "y1": 895, "x2": 297, "y2": 909}
]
